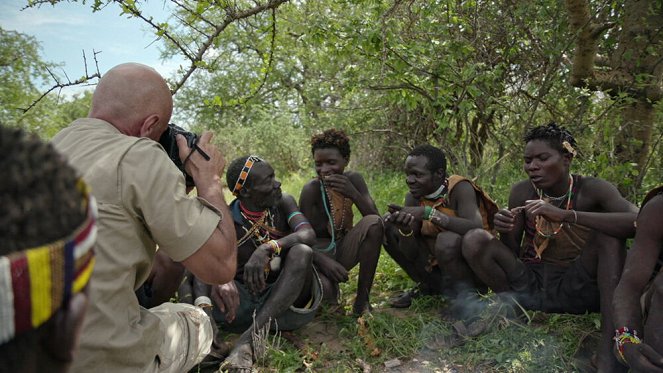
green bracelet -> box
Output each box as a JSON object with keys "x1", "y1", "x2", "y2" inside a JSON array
[{"x1": 424, "y1": 206, "x2": 433, "y2": 220}]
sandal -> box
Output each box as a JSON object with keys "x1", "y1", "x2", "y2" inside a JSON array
[
  {"x1": 389, "y1": 291, "x2": 414, "y2": 308},
  {"x1": 389, "y1": 285, "x2": 430, "y2": 308}
]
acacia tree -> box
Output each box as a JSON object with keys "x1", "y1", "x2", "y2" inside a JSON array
[
  {"x1": 565, "y1": 0, "x2": 663, "y2": 195},
  {"x1": 0, "y1": 27, "x2": 92, "y2": 137},
  {"x1": 24, "y1": 0, "x2": 662, "y2": 197}
]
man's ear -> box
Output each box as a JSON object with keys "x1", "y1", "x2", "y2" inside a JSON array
[
  {"x1": 239, "y1": 184, "x2": 251, "y2": 199},
  {"x1": 42, "y1": 291, "x2": 89, "y2": 365},
  {"x1": 139, "y1": 114, "x2": 162, "y2": 140},
  {"x1": 562, "y1": 153, "x2": 573, "y2": 167}
]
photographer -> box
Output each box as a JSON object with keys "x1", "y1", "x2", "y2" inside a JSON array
[{"x1": 51, "y1": 62, "x2": 237, "y2": 372}]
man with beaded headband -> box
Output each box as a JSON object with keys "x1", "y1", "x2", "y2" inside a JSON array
[
  {"x1": 612, "y1": 186, "x2": 663, "y2": 372},
  {"x1": 188, "y1": 155, "x2": 321, "y2": 371},
  {"x1": 462, "y1": 122, "x2": 637, "y2": 372},
  {"x1": 51, "y1": 63, "x2": 238, "y2": 372},
  {"x1": 383, "y1": 144, "x2": 498, "y2": 309},
  {"x1": 0, "y1": 126, "x2": 96, "y2": 373},
  {"x1": 299, "y1": 128, "x2": 384, "y2": 315}
]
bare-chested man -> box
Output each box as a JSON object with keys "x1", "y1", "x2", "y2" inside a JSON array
[
  {"x1": 299, "y1": 129, "x2": 383, "y2": 315},
  {"x1": 462, "y1": 122, "x2": 637, "y2": 372},
  {"x1": 384, "y1": 144, "x2": 497, "y2": 308},
  {"x1": 612, "y1": 186, "x2": 663, "y2": 372},
  {"x1": 196, "y1": 155, "x2": 322, "y2": 372}
]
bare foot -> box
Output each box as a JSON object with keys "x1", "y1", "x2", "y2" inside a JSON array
[
  {"x1": 352, "y1": 300, "x2": 373, "y2": 316},
  {"x1": 221, "y1": 342, "x2": 253, "y2": 373}
]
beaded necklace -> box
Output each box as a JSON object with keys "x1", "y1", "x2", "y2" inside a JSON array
[
  {"x1": 534, "y1": 174, "x2": 573, "y2": 239},
  {"x1": 236, "y1": 202, "x2": 279, "y2": 247},
  {"x1": 317, "y1": 180, "x2": 348, "y2": 253}
]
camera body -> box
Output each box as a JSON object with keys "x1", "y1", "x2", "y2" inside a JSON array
[{"x1": 158, "y1": 123, "x2": 198, "y2": 187}]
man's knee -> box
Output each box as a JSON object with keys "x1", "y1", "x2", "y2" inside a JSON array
[
  {"x1": 288, "y1": 244, "x2": 313, "y2": 268},
  {"x1": 462, "y1": 228, "x2": 493, "y2": 260},
  {"x1": 434, "y1": 231, "x2": 462, "y2": 263},
  {"x1": 367, "y1": 214, "x2": 385, "y2": 234},
  {"x1": 383, "y1": 223, "x2": 404, "y2": 254}
]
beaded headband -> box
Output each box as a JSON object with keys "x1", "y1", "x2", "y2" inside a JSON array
[
  {"x1": 231, "y1": 155, "x2": 263, "y2": 196},
  {"x1": 0, "y1": 180, "x2": 97, "y2": 345}
]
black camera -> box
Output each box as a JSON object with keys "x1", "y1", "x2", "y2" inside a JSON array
[{"x1": 159, "y1": 123, "x2": 198, "y2": 187}]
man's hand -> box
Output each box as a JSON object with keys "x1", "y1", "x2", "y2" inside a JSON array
[
  {"x1": 211, "y1": 281, "x2": 240, "y2": 323},
  {"x1": 313, "y1": 252, "x2": 349, "y2": 283},
  {"x1": 620, "y1": 342, "x2": 663, "y2": 372},
  {"x1": 322, "y1": 174, "x2": 359, "y2": 200},
  {"x1": 494, "y1": 208, "x2": 521, "y2": 234},
  {"x1": 243, "y1": 245, "x2": 272, "y2": 295},
  {"x1": 523, "y1": 199, "x2": 570, "y2": 223},
  {"x1": 385, "y1": 204, "x2": 424, "y2": 229},
  {"x1": 176, "y1": 131, "x2": 225, "y2": 190}
]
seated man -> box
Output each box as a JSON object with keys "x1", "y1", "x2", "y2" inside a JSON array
[
  {"x1": 384, "y1": 144, "x2": 497, "y2": 308},
  {"x1": 205, "y1": 155, "x2": 322, "y2": 371},
  {"x1": 462, "y1": 122, "x2": 637, "y2": 372},
  {"x1": 612, "y1": 186, "x2": 663, "y2": 372},
  {"x1": 299, "y1": 129, "x2": 384, "y2": 315},
  {"x1": 0, "y1": 126, "x2": 96, "y2": 373},
  {"x1": 51, "y1": 63, "x2": 237, "y2": 372}
]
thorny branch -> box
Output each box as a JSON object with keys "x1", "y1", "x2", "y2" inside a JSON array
[
  {"x1": 26, "y1": 0, "x2": 289, "y2": 101},
  {"x1": 20, "y1": 50, "x2": 101, "y2": 114}
]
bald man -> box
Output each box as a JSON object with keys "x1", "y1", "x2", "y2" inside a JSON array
[{"x1": 51, "y1": 63, "x2": 237, "y2": 372}]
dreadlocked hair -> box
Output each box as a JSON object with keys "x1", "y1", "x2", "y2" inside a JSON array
[
  {"x1": 408, "y1": 144, "x2": 447, "y2": 175},
  {"x1": 310, "y1": 128, "x2": 351, "y2": 160},
  {"x1": 524, "y1": 122, "x2": 578, "y2": 155},
  {"x1": 0, "y1": 126, "x2": 86, "y2": 255}
]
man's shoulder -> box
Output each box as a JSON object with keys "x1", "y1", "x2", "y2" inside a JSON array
[
  {"x1": 577, "y1": 175, "x2": 606, "y2": 189},
  {"x1": 276, "y1": 193, "x2": 298, "y2": 211},
  {"x1": 576, "y1": 175, "x2": 617, "y2": 198},
  {"x1": 345, "y1": 170, "x2": 365, "y2": 182},
  {"x1": 511, "y1": 179, "x2": 532, "y2": 192},
  {"x1": 301, "y1": 178, "x2": 321, "y2": 194}
]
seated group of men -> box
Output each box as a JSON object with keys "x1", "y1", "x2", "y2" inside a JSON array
[{"x1": 1, "y1": 63, "x2": 661, "y2": 373}]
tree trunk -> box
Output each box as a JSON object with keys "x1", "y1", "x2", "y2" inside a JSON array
[{"x1": 565, "y1": 0, "x2": 662, "y2": 195}]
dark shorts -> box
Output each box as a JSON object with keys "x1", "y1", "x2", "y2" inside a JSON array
[
  {"x1": 213, "y1": 267, "x2": 323, "y2": 333},
  {"x1": 507, "y1": 260, "x2": 600, "y2": 314}
]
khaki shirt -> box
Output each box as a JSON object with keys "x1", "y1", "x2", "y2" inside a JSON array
[{"x1": 52, "y1": 118, "x2": 220, "y2": 372}]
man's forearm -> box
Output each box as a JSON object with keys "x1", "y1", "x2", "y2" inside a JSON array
[
  {"x1": 572, "y1": 211, "x2": 636, "y2": 239},
  {"x1": 430, "y1": 210, "x2": 482, "y2": 235},
  {"x1": 197, "y1": 179, "x2": 235, "y2": 242}
]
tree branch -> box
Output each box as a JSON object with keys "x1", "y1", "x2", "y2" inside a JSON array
[{"x1": 20, "y1": 50, "x2": 101, "y2": 113}]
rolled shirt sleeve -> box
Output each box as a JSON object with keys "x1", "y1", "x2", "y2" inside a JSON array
[{"x1": 120, "y1": 139, "x2": 221, "y2": 262}]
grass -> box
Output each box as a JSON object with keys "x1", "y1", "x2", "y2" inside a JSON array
[{"x1": 213, "y1": 169, "x2": 602, "y2": 373}]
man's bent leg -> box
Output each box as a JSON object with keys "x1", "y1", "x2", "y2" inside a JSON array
[
  {"x1": 645, "y1": 273, "x2": 663, "y2": 357},
  {"x1": 148, "y1": 302, "x2": 213, "y2": 373},
  {"x1": 225, "y1": 244, "x2": 313, "y2": 370},
  {"x1": 576, "y1": 232, "x2": 627, "y2": 373},
  {"x1": 336, "y1": 215, "x2": 383, "y2": 313},
  {"x1": 462, "y1": 228, "x2": 523, "y2": 293},
  {"x1": 435, "y1": 231, "x2": 481, "y2": 295},
  {"x1": 384, "y1": 222, "x2": 435, "y2": 288}
]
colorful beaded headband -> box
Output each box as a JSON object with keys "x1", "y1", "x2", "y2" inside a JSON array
[
  {"x1": 0, "y1": 180, "x2": 97, "y2": 345},
  {"x1": 231, "y1": 155, "x2": 263, "y2": 196}
]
